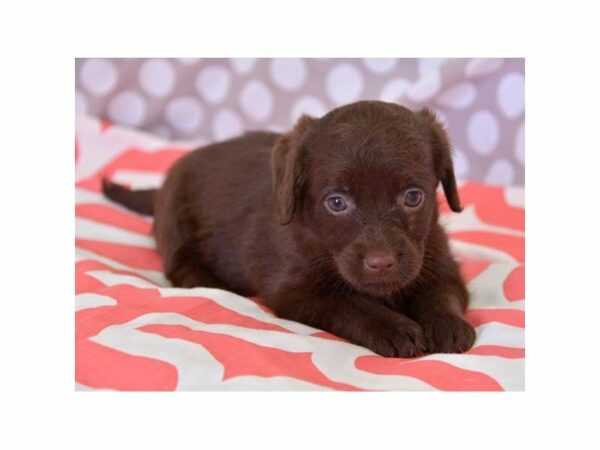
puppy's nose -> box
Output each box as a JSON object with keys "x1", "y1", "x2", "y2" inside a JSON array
[{"x1": 363, "y1": 254, "x2": 397, "y2": 273}]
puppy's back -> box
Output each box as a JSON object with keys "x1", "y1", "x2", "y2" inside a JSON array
[{"x1": 160, "y1": 131, "x2": 279, "y2": 215}]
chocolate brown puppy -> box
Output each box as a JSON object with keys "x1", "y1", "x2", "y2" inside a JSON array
[{"x1": 103, "y1": 100, "x2": 476, "y2": 357}]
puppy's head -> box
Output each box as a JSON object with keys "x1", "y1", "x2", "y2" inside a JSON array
[{"x1": 272, "y1": 101, "x2": 461, "y2": 296}]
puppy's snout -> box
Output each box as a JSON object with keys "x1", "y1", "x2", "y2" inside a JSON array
[{"x1": 363, "y1": 253, "x2": 397, "y2": 273}]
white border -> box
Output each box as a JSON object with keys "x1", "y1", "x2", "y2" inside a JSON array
[{"x1": 2, "y1": 0, "x2": 599, "y2": 448}]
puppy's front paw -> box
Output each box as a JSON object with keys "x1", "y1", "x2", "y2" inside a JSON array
[
  {"x1": 365, "y1": 317, "x2": 426, "y2": 358},
  {"x1": 419, "y1": 312, "x2": 476, "y2": 354}
]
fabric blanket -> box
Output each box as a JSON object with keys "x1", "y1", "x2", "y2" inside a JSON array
[{"x1": 75, "y1": 115, "x2": 525, "y2": 391}]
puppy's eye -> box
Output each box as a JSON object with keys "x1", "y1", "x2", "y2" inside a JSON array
[
  {"x1": 325, "y1": 195, "x2": 348, "y2": 213},
  {"x1": 403, "y1": 189, "x2": 424, "y2": 208}
]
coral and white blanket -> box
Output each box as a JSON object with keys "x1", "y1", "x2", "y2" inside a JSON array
[{"x1": 75, "y1": 116, "x2": 525, "y2": 391}]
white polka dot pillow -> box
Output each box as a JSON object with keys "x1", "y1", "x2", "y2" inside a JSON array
[{"x1": 76, "y1": 58, "x2": 524, "y2": 185}]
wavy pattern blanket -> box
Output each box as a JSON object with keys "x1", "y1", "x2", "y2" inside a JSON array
[{"x1": 75, "y1": 116, "x2": 525, "y2": 391}]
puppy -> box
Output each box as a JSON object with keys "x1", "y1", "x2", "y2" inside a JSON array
[{"x1": 103, "y1": 100, "x2": 476, "y2": 357}]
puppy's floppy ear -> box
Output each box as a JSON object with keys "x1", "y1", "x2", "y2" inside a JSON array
[
  {"x1": 271, "y1": 114, "x2": 316, "y2": 225},
  {"x1": 418, "y1": 108, "x2": 463, "y2": 212}
]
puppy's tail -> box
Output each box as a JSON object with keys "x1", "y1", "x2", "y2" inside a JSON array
[{"x1": 101, "y1": 178, "x2": 157, "y2": 216}]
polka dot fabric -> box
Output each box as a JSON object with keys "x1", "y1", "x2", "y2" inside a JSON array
[{"x1": 75, "y1": 58, "x2": 525, "y2": 185}]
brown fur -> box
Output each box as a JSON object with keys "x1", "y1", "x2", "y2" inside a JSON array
[{"x1": 103, "y1": 101, "x2": 476, "y2": 357}]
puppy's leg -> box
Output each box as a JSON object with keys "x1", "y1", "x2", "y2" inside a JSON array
[
  {"x1": 404, "y1": 280, "x2": 476, "y2": 354},
  {"x1": 165, "y1": 244, "x2": 225, "y2": 289},
  {"x1": 153, "y1": 180, "x2": 224, "y2": 289},
  {"x1": 267, "y1": 288, "x2": 426, "y2": 357}
]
